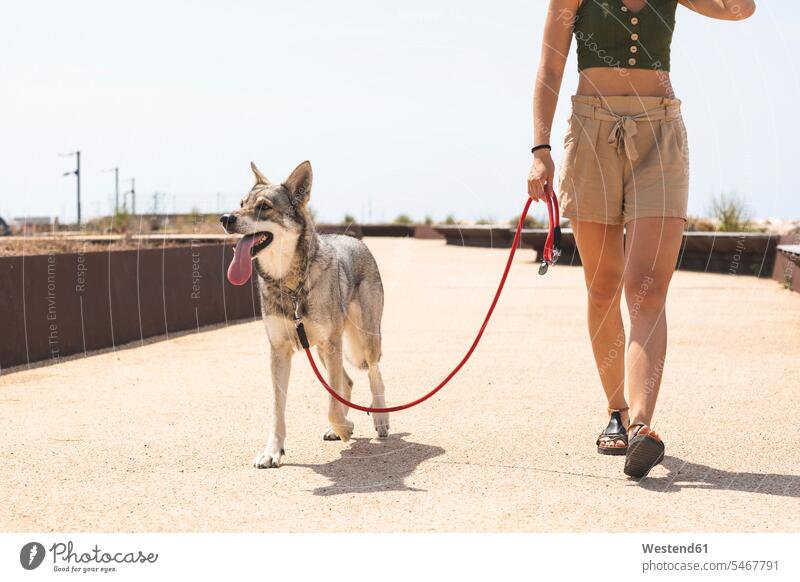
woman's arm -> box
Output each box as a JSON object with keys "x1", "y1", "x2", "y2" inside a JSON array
[
  {"x1": 528, "y1": 0, "x2": 579, "y2": 202},
  {"x1": 678, "y1": 0, "x2": 756, "y2": 20}
]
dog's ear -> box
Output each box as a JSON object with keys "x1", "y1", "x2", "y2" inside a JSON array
[
  {"x1": 250, "y1": 161, "x2": 271, "y2": 186},
  {"x1": 283, "y1": 161, "x2": 312, "y2": 207}
]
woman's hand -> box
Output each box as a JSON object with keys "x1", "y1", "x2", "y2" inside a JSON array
[{"x1": 527, "y1": 150, "x2": 555, "y2": 202}]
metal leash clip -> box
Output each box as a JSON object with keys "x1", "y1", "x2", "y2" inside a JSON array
[
  {"x1": 538, "y1": 261, "x2": 549, "y2": 276},
  {"x1": 539, "y1": 246, "x2": 562, "y2": 275}
]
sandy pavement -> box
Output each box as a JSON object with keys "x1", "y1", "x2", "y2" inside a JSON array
[{"x1": 2, "y1": 237, "x2": 799, "y2": 532}]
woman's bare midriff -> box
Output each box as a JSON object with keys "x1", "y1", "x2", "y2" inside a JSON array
[{"x1": 576, "y1": 67, "x2": 675, "y2": 98}]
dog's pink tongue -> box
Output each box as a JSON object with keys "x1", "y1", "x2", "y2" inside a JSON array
[{"x1": 227, "y1": 234, "x2": 257, "y2": 286}]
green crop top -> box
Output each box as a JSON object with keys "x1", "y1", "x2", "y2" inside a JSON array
[{"x1": 573, "y1": 0, "x2": 677, "y2": 72}]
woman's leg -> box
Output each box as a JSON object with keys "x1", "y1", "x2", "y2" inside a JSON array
[
  {"x1": 573, "y1": 220, "x2": 628, "y2": 446},
  {"x1": 623, "y1": 217, "x2": 685, "y2": 430}
]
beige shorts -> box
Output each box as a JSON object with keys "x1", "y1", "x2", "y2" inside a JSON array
[{"x1": 558, "y1": 95, "x2": 690, "y2": 225}]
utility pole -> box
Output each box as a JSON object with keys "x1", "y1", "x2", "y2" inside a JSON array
[
  {"x1": 60, "y1": 150, "x2": 81, "y2": 226},
  {"x1": 76, "y1": 151, "x2": 81, "y2": 226},
  {"x1": 124, "y1": 177, "x2": 136, "y2": 215},
  {"x1": 104, "y1": 167, "x2": 120, "y2": 214}
]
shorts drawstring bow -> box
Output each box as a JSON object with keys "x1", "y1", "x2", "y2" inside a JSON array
[
  {"x1": 607, "y1": 113, "x2": 644, "y2": 161},
  {"x1": 602, "y1": 107, "x2": 674, "y2": 161}
]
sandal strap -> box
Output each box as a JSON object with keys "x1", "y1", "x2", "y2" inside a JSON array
[
  {"x1": 603, "y1": 410, "x2": 628, "y2": 435},
  {"x1": 597, "y1": 409, "x2": 629, "y2": 446},
  {"x1": 607, "y1": 406, "x2": 629, "y2": 414}
]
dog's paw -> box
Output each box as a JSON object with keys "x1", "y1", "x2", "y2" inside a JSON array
[
  {"x1": 373, "y1": 413, "x2": 390, "y2": 438},
  {"x1": 323, "y1": 429, "x2": 341, "y2": 441},
  {"x1": 253, "y1": 447, "x2": 285, "y2": 469},
  {"x1": 324, "y1": 418, "x2": 354, "y2": 442}
]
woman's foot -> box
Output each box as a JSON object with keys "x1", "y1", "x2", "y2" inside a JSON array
[
  {"x1": 596, "y1": 408, "x2": 629, "y2": 455},
  {"x1": 628, "y1": 424, "x2": 660, "y2": 442},
  {"x1": 624, "y1": 423, "x2": 665, "y2": 478}
]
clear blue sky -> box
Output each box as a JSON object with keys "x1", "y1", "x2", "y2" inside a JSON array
[{"x1": 0, "y1": 0, "x2": 796, "y2": 224}]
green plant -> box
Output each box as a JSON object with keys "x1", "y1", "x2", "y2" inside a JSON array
[
  {"x1": 709, "y1": 193, "x2": 752, "y2": 232},
  {"x1": 424, "y1": 215, "x2": 434, "y2": 226},
  {"x1": 111, "y1": 209, "x2": 130, "y2": 233},
  {"x1": 784, "y1": 269, "x2": 794, "y2": 290},
  {"x1": 444, "y1": 214, "x2": 457, "y2": 225},
  {"x1": 393, "y1": 214, "x2": 413, "y2": 225},
  {"x1": 476, "y1": 217, "x2": 492, "y2": 225},
  {"x1": 343, "y1": 213, "x2": 356, "y2": 225}
]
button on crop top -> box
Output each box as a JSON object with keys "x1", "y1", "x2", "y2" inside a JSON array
[{"x1": 573, "y1": 0, "x2": 677, "y2": 72}]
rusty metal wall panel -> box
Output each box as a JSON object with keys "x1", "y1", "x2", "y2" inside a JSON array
[
  {"x1": 361, "y1": 225, "x2": 416, "y2": 237},
  {"x1": 678, "y1": 233, "x2": 778, "y2": 276},
  {"x1": 0, "y1": 245, "x2": 259, "y2": 370},
  {"x1": 772, "y1": 236, "x2": 800, "y2": 293}
]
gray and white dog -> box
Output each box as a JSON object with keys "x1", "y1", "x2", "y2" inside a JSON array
[{"x1": 220, "y1": 161, "x2": 389, "y2": 468}]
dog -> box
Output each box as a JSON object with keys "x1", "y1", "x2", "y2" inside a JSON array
[{"x1": 220, "y1": 161, "x2": 389, "y2": 468}]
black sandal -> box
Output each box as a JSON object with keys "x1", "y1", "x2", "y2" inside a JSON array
[
  {"x1": 596, "y1": 408, "x2": 628, "y2": 456},
  {"x1": 624, "y1": 423, "x2": 665, "y2": 478}
]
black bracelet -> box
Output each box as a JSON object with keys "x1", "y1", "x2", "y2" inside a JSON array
[{"x1": 531, "y1": 144, "x2": 551, "y2": 154}]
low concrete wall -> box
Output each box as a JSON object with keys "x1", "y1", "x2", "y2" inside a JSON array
[{"x1": 0, "y1": 244, "x2": 260, "y2": 370}]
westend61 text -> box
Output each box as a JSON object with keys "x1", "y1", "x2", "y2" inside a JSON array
[{"x1": 642, "y1": 543, "x2": 708, "y2": 554}]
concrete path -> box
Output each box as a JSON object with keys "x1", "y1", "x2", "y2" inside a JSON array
[{"x1": 2, "y1": 238, "x2": 799, "y2": 532}]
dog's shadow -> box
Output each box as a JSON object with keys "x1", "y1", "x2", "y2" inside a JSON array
[
  {"x1": 636, "y1": 455, "x2": 800, "y2": 497},
  {"x1": 288, "y1": 432, "x2": 444, "y2": 496}
]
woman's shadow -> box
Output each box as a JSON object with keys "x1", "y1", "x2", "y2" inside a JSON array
[
  {"x1": 288, "y1": 432, "x2": 445, "y2": 496},
  {"x1": 637, "y1": 455, "x2": 800, "y2": 497}
]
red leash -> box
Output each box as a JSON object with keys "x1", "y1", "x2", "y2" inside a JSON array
[{"x1": 295, "y1": 192, "x2": 561, "y2": 414}]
